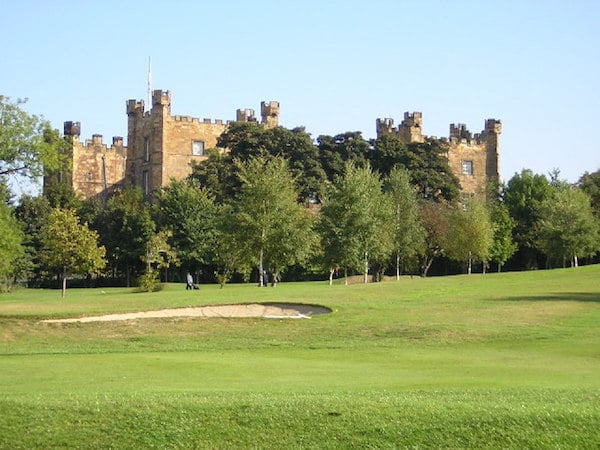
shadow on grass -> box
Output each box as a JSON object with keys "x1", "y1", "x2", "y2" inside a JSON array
[{"x1": 496, "y1": 292, "x2": 600, "y2": 303}]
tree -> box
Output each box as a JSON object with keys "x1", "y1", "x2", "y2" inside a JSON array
[
  {"x1": 39, "y1": 208, "x2": 105, "y2": 297},
  {"x1": 317, "y1": 132, "x2": 371, "y2": 183},
  {"x1": 231, "y1": 155, "x2": 315, "y2": 286},
  {"x1": 0, "y1": 96, "x2": 66, "y2": 181},
  {"x1": 189, "y1": 149, "x2": 238, "y2": 204},
  {"x1": 318, "y1": 162, "x2": 393, "y2": 284},
  {"x1": 153, "y1": 178, "x2": 218, "y2": 278},
  {"x1": 444, "y1": 200, "x2": 493, "y2": 274},
  {"x1": 503, "y1": 170, "x2": 553, "y2": 269},
  {"x1": 383, "y1": 166, "x2": 425, "y2": 279},
  {"x1": 535, "y1": 186, "x2": 600, "y2": 267},
  {"x1": 488, "y1": 199, "x2": 517, "y2": 272},
  {"x1": 372, "y1": 135, "x2": 461, "y2": 202},
  {"x1": 139, "y1": 230, "x2": 179, "y2": 291},
  {"x1": 84, "y1": 188, "x2": 154, "y2": 286},
  {"x1": 214, "y1": 122, "x2": 326, "y2": 202},
  {"x1": 0, "y1": 201, "x2": 24, "y2": 287},
  {"x1": 418, "y1": 200, "x2": 451, "y2": 277},
  {"x1": 578, "y1": 169, "x2": 600, "y2": 217}
]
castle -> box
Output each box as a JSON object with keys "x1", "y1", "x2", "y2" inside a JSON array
[
  {"x1": 47, "y1": 90, "x2": 499, "y2": 200},
  {"x1": 376, "y1": 112, "x2": 501, "y2": 196}
]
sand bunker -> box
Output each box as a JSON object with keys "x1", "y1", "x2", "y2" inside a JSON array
[{"x1": 41, "y1": 303, "x2": 331, "y2": 323}]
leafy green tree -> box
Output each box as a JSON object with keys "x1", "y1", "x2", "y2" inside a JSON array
[
  {"x1": 153, "y1": 178, "x2": 218, "y2": 278},
  {"x1": 0, "y1": 201, "x2": 24, "y2": 287},
  {"x1": 372, "y1": 135, "x2": 461, "y2": 202},
  {"x1": 383, "y1": 166, "x2": 426, "y2": 279},
  {"x1": 14, "y1": 195, "x2": 53, "y2": 284},
  {"x1": 189, "y1": 149, "x2": 237, "y2": 204},
  {"x1": 213, "y1": 203, "x2": 252, "y2": 287},
  {"x1": 488, "y1": 199, "x2": 517, "y2": 272},
  {"x1": 444, "y1": 200, "x2": 493, "y2": 274},
  {"x1": 231, "y1": 155, "x2": 315, "y2": 286},
  {"x1": 318, "y1": 162, "x2": 393, "y2": 284},
  {"x1": 86, "y1": 188, "x2": 155, "y2": 286},
  {"x1": 503, "y1": 169, "x2": 553, "y2": 269},
  {"x1": 418, "y1": 200, "x2": 451, "y2": 277},
  {"x1": 214, "y1": 122, "x2": 326, "y2": 201},
  {"x1": 535, "y1": 186, "x2": 600, "y2": 267},
  {"x1": 139, "y1": 230, "x2": 179, "y2": 291},
  {"x1": 578, "y1": 169, "x2": 600, "y2": 217},
  {"x1": 317, "y1": 132, "x2": 371, "y2": 183},
  {"x1": 39, "y1": 208, "x2": 105, "y2": 297},
  {"x1": 0, "y1": 96, "x2": 66, "y2": 181}
]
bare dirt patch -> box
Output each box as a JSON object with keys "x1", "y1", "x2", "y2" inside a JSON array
[{"x1": 41, "y1": 303, "x2": 331, "y2": 324}]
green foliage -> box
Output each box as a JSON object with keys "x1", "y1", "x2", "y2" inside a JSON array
[
  {"x1": 488, "y1": 198, "x2": 517, "y2": 271},
  {"x1": 318, "y1": 162, "x2": 393, "y2": 283},
  {"x1": 317, "y1": 131, "x2": 371, "y2": 182},
  {"x1": 137, "y1": 268, "x2": 161, "y2": 292},
  {"x1": 39, "y1": 208, "x2": 106, "y2": 297},
  {"x1": 383, "y1": 166, "x2": 426, "y2": 278},
  {"x1": 445, "y1": 199, "x2": 493, "y2": 273},
  {"x1": 535, "y1": 186, "x2": 600, "y2": 266},
  {"x1": 153, "y1": 178, "x2": 218, "y2": 272},
  {"x1": 0, "y1": 96, "x2": 66, "y2": 180},
  {"x1": 189, "y1": 148, "x2": 237, "y2": 204},
  {"x1": 0, "y1": 201, "x2": 24, "y2": 284},
  {"x1": 85, "y1": 188, "x2": 155, "y2": 285},
  {"x1": 504, "y1": 169, "x2": 552, "y2": 268},
  {"x1": 373, "y1": 135, "x2": 461, "y2": 202},
  {"x1": 578, "y1": 169, "x2": 600, "y2": 217},
  {"x1": 231, "y1": 155, "x2": 315, "y2": 284},
  {"x1": 418, "y1": 200, "x2": 451, "y2": 276}
]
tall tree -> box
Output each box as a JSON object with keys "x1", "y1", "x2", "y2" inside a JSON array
[
  {"x1": 488, "y1": 199, "x2": 517, "y2": 272},
  {"x1": 318, "y1": 162, "x2": 393, "y2": 284},
  {"x1": 535, "y1": 186, "x2": 600, "y2": 267},
  {"x1": 189, "y1": 149, "x2": 237, "y2": 204},
  {"x1": 578, "y1": 169, "x2": 600, "y2": 217},
  {"x1": 418, "y1": 200, "x2": 451, "y2": 277},
  {"x1": 444, "y1": 199, "x2": 493, "y2": 274},
  {"x1": 503, "y1": 169, "x2": 552, "y2": 269},
  {"x1": 153, "y1": 178, "x2": 218, "y2": 278},
  {"x1": 39, "y1": 208, "x2": 105, "y2": 297},
  {"x1": 231, "y1": 155, "x2": 315, "y2": 286},
  {"x1": 383, "y1": 166, "x2": 426, "y2": 279},
  {"x1": 0, "y1": 96, "x2": 66, "y2": 181},
  {"x1": 372, "y1": 135, "x2": 461, "y2": 202},
  {"x1": 214, "y1": 122, "x2": 326, "y2": 201},
  {"x1": 0, "y1": 201, "x2": 24, "y2": 287},
  {"x1": 317, "y1": 132, "x2": 371, "y2": 183},
  {"x1": 86, "y1": 188, "x2": 155, "y2": 286}
]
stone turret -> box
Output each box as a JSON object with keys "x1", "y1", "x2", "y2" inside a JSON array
[{"x1": 261, "y1": 101, "x2": 279, "y2": 128}]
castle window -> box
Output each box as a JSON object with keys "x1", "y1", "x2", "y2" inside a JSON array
[
  {"x1": 461, "y1": 160, "x2": 473, "y2": 175},
  {"x1": 192, "y1": 140, "x2": 205, "y2": 156},
  {"x1": 142, "y1": 170, "x2": 149, "y2": 195},
  {"x1": 144, "y1": 137, "x2": 150, "y2": 162}
]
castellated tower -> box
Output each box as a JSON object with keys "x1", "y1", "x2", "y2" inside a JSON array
[
  {"x1": 44, "y1": 121, "x2": 127, "y2": 200},
  {"x1": 376, "y1": 112, "x2": 501, "y2": 197},
  {"x1": 261, "y1": 101, "x2": 280, "y2": 128},
  {"x1": 125, "y1": 89, "x2": 280, "y2": 195}
]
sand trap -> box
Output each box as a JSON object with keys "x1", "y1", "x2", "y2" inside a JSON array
[{"x1": 41, "y1": 303, "x2": 331, "y2": 323}]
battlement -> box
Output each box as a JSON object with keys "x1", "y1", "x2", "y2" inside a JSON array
[
  {"x1": 485, "y1": 118, "x2": 502, "y2": 134},
  {"x1": 261, "y1": 101, "x2": 280, "y2": 127},
  {"x1": 236, "y1": 108, "x2": 258, "y2": 123},
  {"x1": 126, "y1": 99, "x2": 145, "y2": 116},
  {"x1": 152, "y1": 89, "x2": 171, "y2": 107},
  {"x1": 172, "y1": 115, "x2": 226, "y2": 125},
  {"x1": 64, "y1": 121, "x2": 81, "y2": 138}
]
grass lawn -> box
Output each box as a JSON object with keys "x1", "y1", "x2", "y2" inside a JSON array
[{"x1": 0, "y1": 266, "x2": 599, "y2": 448}]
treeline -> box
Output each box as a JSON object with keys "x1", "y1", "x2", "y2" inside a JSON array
[{"x1": 2, "y1": 117, "x2": 600, "y2": 291}]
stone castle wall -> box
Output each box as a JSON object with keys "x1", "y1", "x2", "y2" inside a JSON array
[{"x1": 377, "y1": 114, "x2": 501, "y2": 196}]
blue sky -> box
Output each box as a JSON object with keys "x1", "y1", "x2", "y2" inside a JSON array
[{"x1": 2, "y1": 0, "x2": 599, "y2": 195}]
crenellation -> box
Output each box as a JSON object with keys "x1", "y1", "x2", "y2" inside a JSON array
[{"x1": 376, "y1": 112, "x2": 500, "y2": 197}]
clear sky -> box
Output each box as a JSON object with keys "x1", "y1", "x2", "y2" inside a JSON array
[{"x1": 2, "y1": 0, "x2": 599, "y2": 195}]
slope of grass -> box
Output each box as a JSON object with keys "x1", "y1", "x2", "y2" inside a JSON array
[{"x1": 0, "y1": 266, "x2": 599, "y2": 448}]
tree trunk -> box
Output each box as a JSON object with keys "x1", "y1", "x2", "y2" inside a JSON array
[
  {"x1": 329, "y1": 268, "x2": 334, "y2": 286},
  {"x1": 344, "y1": 267, "x2": 348, "y2": 286},
  {"x1": 363, "y1": 250, "x2": 369, "y2": 284},
  {"x1": 396, "y1": 253, "x2": 400, "y2": 281},
  {"x1": 258, "y1": 248, "x2": 264, "y2": 287},
  {"x1": 467, "y1": 252, "x2": 472, "y2": 275},
  {"x1": 61, "y1": 267, "x2": 67, "y2": 298},
  {"x1": 573, "y1": 255, "x2": 579, "y2": 267}
]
